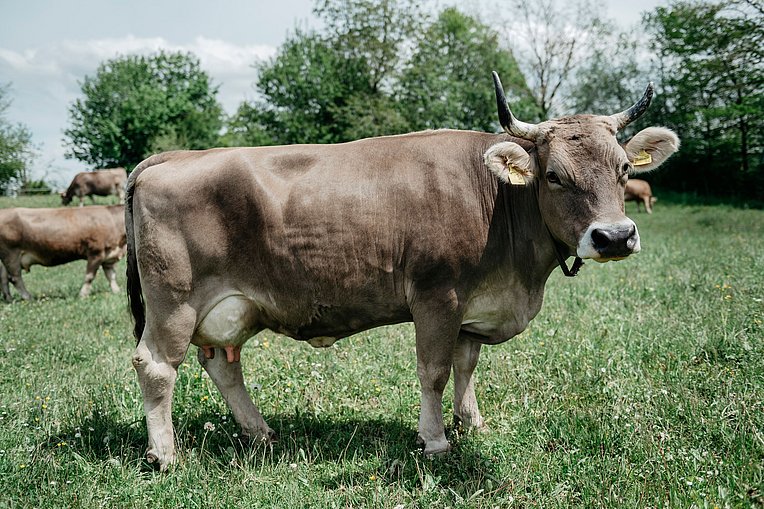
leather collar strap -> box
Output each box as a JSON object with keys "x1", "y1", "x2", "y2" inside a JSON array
[{"x1": 549, "y1": 228, "x2": 584, "y2": 277}]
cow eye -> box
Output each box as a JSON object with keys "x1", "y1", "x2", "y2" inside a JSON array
[
  {"x1": 622, "y1": 162, "x2": 632, "y2": 175},
  {"x1": 546, "y1": 171, "x2": 561, "y2": 185}
]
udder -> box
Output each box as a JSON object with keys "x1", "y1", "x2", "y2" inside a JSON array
[{"x1": 193, "y1": 295, "x2": 261, "y2": 362}]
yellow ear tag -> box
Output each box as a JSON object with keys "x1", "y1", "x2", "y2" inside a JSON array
[
  {"x1": 507, "y1": 165, "x2": 527, "y2": 186},
  {"x1": 632, "y1": 150, "x2": 652, "y2": 166}
]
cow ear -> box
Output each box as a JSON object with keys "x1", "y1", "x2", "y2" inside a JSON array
[
  {"x1": 484, "y1": 141, "x2": 535, "y2": 185},
  {"x1": 623, "y1": 127, "x2": 680, "y2": 174}
]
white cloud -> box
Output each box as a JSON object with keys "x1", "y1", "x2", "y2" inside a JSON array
[{"x1": 1, "y1": 35, "x2": 277, "y2": 185}]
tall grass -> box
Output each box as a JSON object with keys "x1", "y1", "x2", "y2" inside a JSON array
[{"x1": 0, "y1": 195, "x2": 761, "y2": 508}]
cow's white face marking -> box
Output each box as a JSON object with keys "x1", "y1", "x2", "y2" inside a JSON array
[{"x1": 576, "y1": 218, "x2": 640, "y2": 260}]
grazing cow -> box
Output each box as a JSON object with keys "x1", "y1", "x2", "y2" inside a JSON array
[
  {"x1": 0, "y1": 205, "x2": 126, "y2": 300},
  {"x1": 61, "y1": 168, "x2": 128, "y2": 206},
  {"x1": 624, "y1": 178, "x2": 657, "y2": 213},
  {"x1": 126, "y1": 72, "x2": 679, "y2": 470}
]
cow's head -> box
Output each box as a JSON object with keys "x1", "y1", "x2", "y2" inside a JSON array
[
  {"x1": 485, "y1": 72, "x2": 679, "y2": 262},
  {"x1": 60, "y1": 191, "x2": 72, "y2": 205}
]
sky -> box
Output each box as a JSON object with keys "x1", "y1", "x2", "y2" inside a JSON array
[{"x1": 1, "y1": 0, "x2": 666, "y2": 188}]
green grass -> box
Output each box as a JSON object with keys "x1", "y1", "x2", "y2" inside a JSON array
[{"x1": 0, "y1": 195, "x2": 762, "y2": 508}]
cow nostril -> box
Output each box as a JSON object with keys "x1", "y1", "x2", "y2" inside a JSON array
[
  {"x1": 625, "y1": 224, "x2": 638, "y2": 249},
  {"x1": 591, "y1": 228, "x2": 612, "y2": 249},
  {"x1": 591, "y1": 223, "x2": 638, "y2": 257}
]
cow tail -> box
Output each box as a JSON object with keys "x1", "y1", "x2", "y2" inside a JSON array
[
  {"x1": 125, "y1": 167, "x2": 146, "y2": 344},
  {"x1": 125, "y1": 153, "x2": 174, "y2": 344}
]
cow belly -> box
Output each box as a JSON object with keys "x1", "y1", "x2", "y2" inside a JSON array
[{"x1": 193, "y1": 295, "x2": 260, "y2": 348}]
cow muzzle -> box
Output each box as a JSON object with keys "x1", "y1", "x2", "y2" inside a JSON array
[{"x1": 577, "y1": 219, "x2": 641, "y2": 261}]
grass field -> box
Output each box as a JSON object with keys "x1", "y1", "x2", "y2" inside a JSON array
[{"x1": 0, "y1": 194, "x2": 762, "y2": 508}]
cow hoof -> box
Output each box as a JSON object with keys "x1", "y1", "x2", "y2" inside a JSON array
[
  {"x1": 417, "y1": 435, "x2": 451, "y2": 456},
  {"x1": 424, "y1": 441, "x2": 451, "y2": 457},
  {"x1": 145, "y1": 449, "x2": 175, "y2": 471},
  {"x1": 242, "y1": 428, "x2": 278, "y2": 446},
  {"x1": 453, "y1": 414, "x2": 488, "y2": 432}
]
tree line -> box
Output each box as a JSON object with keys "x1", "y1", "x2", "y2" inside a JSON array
[{"x1": 1, "y1": 0, "x2": 761, "y2": 201}]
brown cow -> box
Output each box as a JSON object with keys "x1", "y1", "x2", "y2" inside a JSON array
[
  {"x1": 624, "y1": 178, "x2": 657, "y2": 213},
  {"x1": 125, "y1": 72, "x2": 679, "y2": 470},
  {"x1": 0, "y1": 205, "x2": 126, "y2": 300},
  {"x1": 61, "y1": 168, "x2": 127, "y2": 206}
]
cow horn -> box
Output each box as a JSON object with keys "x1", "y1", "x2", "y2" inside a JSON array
[
  {"x1": 492, "y1": 71, "x2": 539, "y2": 140},
  {"x1": 611, "y1": 82, "x2": 654, "y2": 130}
]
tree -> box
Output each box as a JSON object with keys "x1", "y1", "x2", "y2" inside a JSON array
[
  {"x1": 314, "y1": 0, "x2": 426, "y2": 93},
  {"x1": 232, "y1": 2, "x2": 539, "y2": 145},
  {"x1": 506, "y1": 0, "x2": 613, "y2": 118},
  {"x1": 398, "y1": 8, "x2": 539, "y2": 132},
  {"x1": 64, "y1": 51, "x2": 223, "y2": 169},
  {"x1": 235, "y1": 0, "x2": 425, "y2": 146},
  {"x1": 644, "y1": 0, "x2": 764, "y2": 199},
  {"x1": 569, "y1": 31, "x2": 642, "y2": 117},
  {"x1": 0, "y1": 84, "x2": 36, "y2": 193},
  {"x1": 241, "y1": 30, "x2": 377, "y2": 146}
]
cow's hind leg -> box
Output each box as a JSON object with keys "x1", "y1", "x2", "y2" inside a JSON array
[
  {"x1": 411, "y1": 288, "x2": 463, "y2": 455},
  {"x1": 453, "y1": 335, "x2": 485, "y2": 430},
  {"x1": 79, "y1": 257, "x2": 103, "y2": 297},
  {"x1": 196, "y1": 347, "x2": 276, "y2": 443},
  {"x1": 132, "y1": 306, "x2": 195, "y2": 470},
  {"x1": 101, "y1": 262, "x2": 120, "y2": 293},
  {"x1": 644, "y1": 196, "x2": 653, "y2": 214}
]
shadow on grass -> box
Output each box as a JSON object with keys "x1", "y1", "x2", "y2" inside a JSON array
[{"x1": 41, "y1": 407, "x2": 496, "y2": 488}]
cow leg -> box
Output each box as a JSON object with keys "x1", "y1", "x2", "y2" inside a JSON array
[
  {"x1": 644, "y1": 196, "x2": 653, "y2": 214},
  {"x1": 79, "y1": 257, "x2": 103, "y2": 298},
  {"x1": 102, "y1": 263, "x2": 120, "y2": 293},
  {"x1": 196, "y1": 348, "x2": 276, "y2": 443},
  {"x1": 1, "y1": 255, "x2": 31, "y2": 300},
  {"x1": 453, "y1": 335, "x2": 485, "y2": 430},
  {"x1": 411, "y1": 289, "x2": 462, "y2": 455},
  {"x1": 0, "y1": 263, "x2": 11, "y2": 301},
  {"x1": 132, "y1": 306, "x2": 195, "y2": 470}
]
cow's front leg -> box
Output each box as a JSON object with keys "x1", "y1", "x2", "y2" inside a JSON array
[
  {"x1": 79, "y1": 257, "x2": 102, "y2": 297},
  {"x1": 196, "y1": 347, "x2": 276, "y2": 443},
  {"x1": 453, "y1": 335, "x2": 485, "y2": 430},
  {"x1": 411, "y1": 288, "x2": 462, "y2": 455},
  {"x1": 101, "y1": 263, "x2": 120, "y2": 293},
  {"x1": 0, "y1": 263, "x2": 11, "y2": 301},
  {"x1": 2, "y1": 255, "x2": 31, "y2": 300},
  {"x1": 132, "y1": 306, "x2": 195, "y2": 471}
]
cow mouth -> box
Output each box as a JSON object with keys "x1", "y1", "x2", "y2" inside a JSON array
[{"x1": 592, "y1": 255, "x2": 629, "y2": 263}]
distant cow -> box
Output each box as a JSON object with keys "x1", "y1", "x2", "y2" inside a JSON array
[
  {"x1": 61, "y1": 168, "x2": 127, "y2": 206},
  {"x1": 125, "y1": 71, "x2": 679, "y2": 470},
  {"x1": 0, "y1": 205, "x2": 126, "y2": 300},
  {"x1": 624, "y1": 178, "x2": 657, "y2": 213}
]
